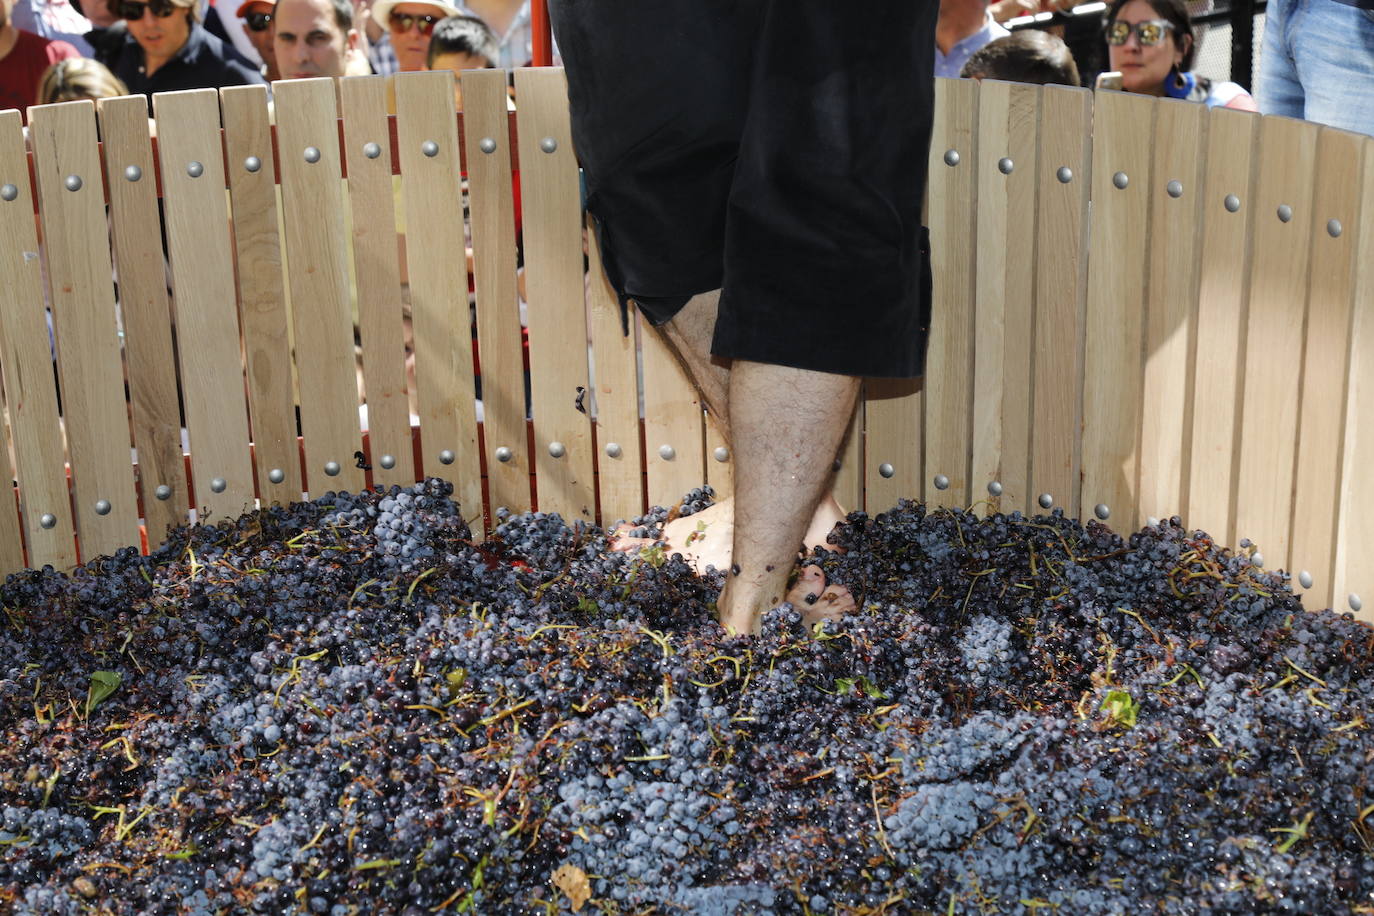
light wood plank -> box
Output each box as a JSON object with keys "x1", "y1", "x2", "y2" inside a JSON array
[
  {"x1": 1139, "y1": 98, "x2": 1207, "y2": 525},
  {"x1": 152, "y1": 89, "x2": 255, "y2": 521},
  {"x1": 640, "y1": 316, "x2": 705, "y2": 510},
  {"x1": 1080, "y1": 91, "x2": 1155, "y2": 528},
  {"x1": 0, "y1": 377, "x2": 22, "y2": 573},
  {"x1": 1290, "y1": 127, "x2": 1364, "y2": 611},
  {"x1": 704, "y1": 409, "x2": 732, "y2": 503},
  {"x1": 863, "y1": 378, "x2": 922, "y2": 514},
  {"x1": 832, "y1": 396, "x2": 862, "y2": 516},
  {"x1": 1234, "y1": 115, "x2": 1318, "y2": 565},
  {"x1": 1030, "y1": 86, "x2": 1092, "y2": 521},
  {"x1": 29, "y1": 100, "x2": 140, "y2": 561},
  {"x1": 1334, "y1": 136, "x2": 1374, "y2": 622},
  {"x1": 513, "y1": 67, "x2": 595, "y2": 523},
  {"x1": 273, "y1": 79, "x2": 366, "y2": 497},
  {"x1": 462, "y1": 69, "x2": 529, "y2": 520},
  {"x1": 220, "y1": 85, "x2": 305, "y2": 505},
  {"x1": 923, "y1": 78, "x2": 978, "y2": 510},
  {"x1": 99, "y1": 95, "x2": 188, "y2": 548},
  {"x1": 972, "y1": 81, "x2": 1039, "y2": 516},
  {"x1": 1186, "y1": 108, "x2": 1258, "y2": 547},
  {"x1": 584, "y1": 213, "x2": 643, "y2": 525},
  {"x1": 396, "y1": 71, "x2": 484, "y2": 527}
]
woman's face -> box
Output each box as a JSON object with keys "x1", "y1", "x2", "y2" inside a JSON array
[{"x1": 1107, "y1": 0, "x2": 1189, "y2": 95}]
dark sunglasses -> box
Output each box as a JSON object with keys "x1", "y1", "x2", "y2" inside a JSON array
[
  {"x1": 388, "y1": 11, "x2": 441, "y2": 34},
  {"x1": 117, "y1": 0, "x2": 177, "y2": 18},
  {"x1": 1104, "y1": 18, "x2": 1175, "y2": 46},
  {"x1": 243, "y1": 10, "x2": 273, "y2": 31}
]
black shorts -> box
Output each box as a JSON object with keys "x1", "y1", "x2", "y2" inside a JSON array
[{"x1": 547, "y1": 1, "x2": 938, "y2": 378}]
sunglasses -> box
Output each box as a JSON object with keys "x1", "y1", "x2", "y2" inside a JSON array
[
  {"x1": 1104, "y1": 19, "x2": 1176, "y2": 46},
  {"x1": 117, "y1": 0, "x2": 177, "y2": 18},
  {"x1": 243, "y1": 10, "x2": 273, "y2": 31},
  {"x1": 388, "y1": 10, "x2": 441, "y2": 34}
]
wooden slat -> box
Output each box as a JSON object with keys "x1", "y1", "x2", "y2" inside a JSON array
[
  {"x1": 863, "y1": 378, "x2": 922, "y2": 513},
  {"x1": 704, "y1": 409, "x2": 732, "y2": 503},
  {"x1": 584, "y1": 215, "x2": 642, "y2": 525},
  {"x1": 29, "y1": 100, "x2": 140, "y2": 561},
  {"x1": 513, "y1": 67, "x2": 595, "y2": 522},
  {"x1": 153, "y1": 89, "x2": 255, "y2": 520},
  {"x1": 1030, "y1": 86, "x2": 1092, "y2": 521},
  {"x1": 462, "y1": 69, "x2": 528, "y2": 519},
  {"x1": 1080, "y1": 91, "x2": 1155, "y2": 528},
  {"x1": 1138, "y1": 99, "x2": 1207, "y2": 525},
  {"x1": 923, "y1": 78, "x2": 978, "y2": 510},
  {"x1": 0, "y1": 110, "x2": 76, "y2": 571},
  {"x1": 220, "y1": 86, "x2": 304, "y2": 505},
  {"x1": 1234, "y1": 115, "x2": 1318, "y2": 564},
  {"x1": 972, "y1": 81, "x2": 1039, "y2": 516},
  {"x1": 1290, "y1": 127, "x2": 1364, "y2": 611},
  {"x1": 0, "y1": 379, "x2": 22, "y2": 574},
  {"x1": 1335, "y1": 136, "x2": 1374, "y2": 621},
  {"x1": 100, "y1": 96, "x2": 188, "y2": 548},
  {"x1": 640, "y1": 318, "x2": 705, "y2": 510},
  {"x1": 395, "y1": 71, "x2": 484, "y2": 527},
  {"x1": 1186, "y1": 108, "x2": 1258, "y2": 547},
  {"x1": 273, "y1": 79, "x2": 365, "y2": 497},
  {"x1": 339, "y1": 77, "x2": 415, "y2": 492},
  {"x1": 832, "y1": 397, "x2": 862, "y2": 515}
]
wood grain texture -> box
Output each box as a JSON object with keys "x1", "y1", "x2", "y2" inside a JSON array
[
  {"x1": 221, "y1": 85, "x2": 304, "y2": 505},
  {"x1": 1080, "y1": 91, "x2": 1155, "y2": 529},
  {"x1": 1290, "y1": 126, "x2": 1364, "y2": 611},
  {"x1": 29, "y1": 100, "x2": 140, "y2": 561},
  {"x1": 833, "y1": 397, "x2": 862, "y2": 515},
  {"x1": 462, "y1": 69, "x2": 529, "y2": 520},
  {"x1": 863, "y1": 377, "x2": 922, "y2": 514},
  {"x1": 395, "y1": 71, "x2": 483, "y2": 527},
  {"x1": 1030, "y1": 86, "x2": 1092, "y2": 521},
  {"x1": 0, "y1": 385, "x2": 21, "y2": 574},
  {"x1": 339, "y1": 76, "x2": 416, "y2": 492},
  {"x1": 1234, "y1": 115, "x2": 1317, "y2": 565},
  {"x1": 1186, "y1": 109, "x2": 1258, "y2": 547},
  {"x1": 0, "y1": 110, "x2": 74, "y2": 573},
  {"x1": 704, "y1": 409, "x2": 733, "y2": 503},
  {"x1": 152, "y1": 89, "x2": 255, "y2": 521},
  {"x1": 100, "y1": 96, "x2": 188, "y2": 547},
  {"x1": 513, "y1": 68, "x2": 595, "y2": 522},
  {"x1": 1138, "y1": 99, "x2": 1207, "y2": 525},
  {"x1": 639, "y1": 320, "x2": 705, "y2": 511}
]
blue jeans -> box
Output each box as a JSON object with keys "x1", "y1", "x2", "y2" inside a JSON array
[{"x1": 1257, "y1": 0, "x2": 1374, "y2": 137}]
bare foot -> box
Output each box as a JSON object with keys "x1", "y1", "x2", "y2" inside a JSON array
[{"x1": 785, "y1": 564, "x2": 857, "y2": 628}]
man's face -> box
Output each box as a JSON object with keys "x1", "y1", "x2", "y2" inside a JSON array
[
  {"x1": 388, "y1": 2, "x2": 447, "y2": 72},
  {"x1": 273, "y1": 0, "x2": 355, "y2": 79},
  {"x1": 83, "y1": 0, "x2": 119, "y2": 29},
  {"x1": 125, "y1": 0, "x2": 193, "y2": 61},
  {"x1": 240, "y1": 1, "x2": 277, "y2": 70}
]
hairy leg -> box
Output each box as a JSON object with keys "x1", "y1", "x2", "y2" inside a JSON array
[
  {"x1": 656, "y1": 289, "x2": 731, "y2": 442},
  {"x1": 717, "y1": 361, "x2": 860, "y2": 635}
]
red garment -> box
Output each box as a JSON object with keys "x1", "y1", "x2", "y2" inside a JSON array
[{"x1": 0, "y1": 29, "x2": 81, "y2": 120}]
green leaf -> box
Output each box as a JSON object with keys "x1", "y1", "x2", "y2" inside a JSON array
[
  {"x1": 859, "y1": 676, "x2": 887, "y2": 700},
  {"x1": 834, "y1": 678, "x2": 857, "y2": 695},
  {"x1": 85, "y1": 670, "x2": 122, "y2": 718},
  {"x1": 1100, "y1": 689, "x2": 1138, "y2": 729},
  {"x1": 446, "y1": 669, "x2": 468, "y2": 690}
]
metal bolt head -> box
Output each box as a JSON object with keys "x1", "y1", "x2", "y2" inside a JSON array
[
  {"x1": 1224, "y1": 194, "x2": 1241, "y2": 213},
  {"x1": 1, "y1": 183, "x2": 18, "y2": 202},
  {"x1": 548, "y1": 442, "x2": 566, "y2": 458},
  {"x1": 1298, "y1": 570, "x2": 1313, "y2": 589},
  {"x1": 605, "y1": 442, "x2": 622, "y2": 459},
  {"x1": 379, "y1": 454, "x2": 396, "y2": 470},
  {"x1": 186, "y1": 161, "x2": 204, "y2": 178},
  {"x1": 987, "y1": 481, "x2": 1003, "y2": 496},
  {"x1": 245, "y1": 156, "x2": 262, "y2": 173},
  {"x1": 658, "y1": 444, "x2": 675, "y2": 461},
  {"x1": 495, "y1": 446, "x2": 513, "y2": 463},
  {"x1": 268, "y1": 468, "x2": 285, "y2": 484},
  {"x1": 304, "y1": 146, "x2": 321, "y2": 164},
  {"x1": 94, "y1": 499, "x2": 111, "y2": 516},
  {"x1": 1277, "y1": 204, "x2": 1293, "y2": 223},
  {"x1": 324, "y1": 461, "x2": 341, "y2": 476},
  {"x1": 65, "y1": 174, "x2": 83, "y2": 192},
  {"x1": 1351, "y1": 594, "x2": 1364, "y2": 613},
  {"x1": 1056, "y1": 167, "x2": 1073, "y2": 184},
  {"x1": 714, "y1": 446, "x2": 730, "y2": 462},
  {"x1": 124, "y1": 165, "x2": 143, "y2": 182},
  {"x1": 1328, "y1": 218, "x2": 1343, "y2": 238},
  {"x1": 1166, "y1": 180, "x2": 1184, "y2": 199},
  {"x1": 40, "y1": 513, "x2": 57, "y2": 529},
  {"x1": 155, "y1": 484, "x2": 172, "y2": 501},
  {"x1": 422, "y1": 140, "x2": 439, "y2": 158},
  {"x1": 479, "y1": 137, "x2": 497, "y2": 154},
  {"x1": 943, "y1": 149, "x2": 960, "y2": 167},
  {"x1": 1094, "y1": 503, "x2": 1110, "y2": 520},
  {"x1": 210, "y1": 477, "x2": 227, "y2": 493},
  {"x1": 363, "y1": 142, "x2": 382, "y2": 159},
  {"x1": 998, "y1": 157, "x2": 1014, "y2": 175},
  {"x1": 1038, "y1": 493, "x2": 1054, "y2": 509},
  {"x1": 439, "y1": 449, "x2": 456, "y2": 465},
  {"x1": 1112, "y1": 171, "x2": 1129, "y2": 190},
  {"x1": 933, "y1": 474, "x2": 950, "y2": 490},
  {"x1": 878, "y1": 463, "x2": 895, "y2": 479},
  {"x1": 540, "y1": 136, "x2": 558, "y2": 154}
]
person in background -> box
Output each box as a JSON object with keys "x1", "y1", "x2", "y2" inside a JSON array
[
  {"x1": 1257, "y1": 0, "x2": 1374, "y2": 137},
  {"x1": 272, "y1": 0, "x2": 356, "y2": 79},
  {"x1": 370, "y1": 0, "x2": 452, "y2": 71},
  {"x1": 110, "y1": 0, "x2": 264, "y2": 98},
  {"x1": 8, "y1": 0, "x2": 92, "y2": 54},
  {"x1": 0, "y1": 0, "x2": 81, "y2": 118},
  {"x1": 449, "y1": 0, "x2": 551, "y2": 69},
  {"x1": 961, "y1": 29, "x2": 1082, "y2": 85},
  {"x1": 235, "y1": 0, "x2": 279, "y2": 80},
  {"x1": 80, "y1": 0, "x2": 128, "y2": 65},
  {"x1": 37, "y1": 54, "x2": 131, "y2": 102},
  {"x1": 424, "y1": 13, "x2": 494, "y2": 108},
  {"x1": 1104, "y1": 0, "x2": 1254, "y2": 109},
  {"x1": 937, "y1": 0, "x2": 1010, "y2": 78}
]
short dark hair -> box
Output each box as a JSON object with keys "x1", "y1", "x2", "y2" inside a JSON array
[
  {"x1": 425, "y1": 14, "x2": 498, "y2": 70},
  {"x1": 961, "y1": 30, "x2": 1082, "y2": 86},
  {"x1": 1104, "y1": 0, "x2": 1196, "y2": 71},
  {"x1": 327, "y1": 0, "x2": 353, "y2": 32}
]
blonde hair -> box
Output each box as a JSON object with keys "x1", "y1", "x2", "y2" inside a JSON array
[{"x1": 37, "y1": 59, "x2": 131, "y2": 105}]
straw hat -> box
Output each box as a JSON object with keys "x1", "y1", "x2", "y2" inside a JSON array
[{"x1": 371, "y1": 0, "x2": 461, "y2": 31}]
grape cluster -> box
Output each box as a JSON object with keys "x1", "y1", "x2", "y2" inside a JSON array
[{"x1": 1, "y1": 485, "x2": 1373, "y2": 914}]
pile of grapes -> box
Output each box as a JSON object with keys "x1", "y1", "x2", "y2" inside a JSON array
[{"x1": 2, "y1": 478, "x2": 1373, "y2": 915}]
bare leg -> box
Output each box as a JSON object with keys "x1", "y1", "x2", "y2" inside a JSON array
[
  {"x1": 717, "y1": 360, "x2": 860, "y2": 635},
  {"x1": 656, "y1": 289, "x2": 731, "y2": 441}
]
